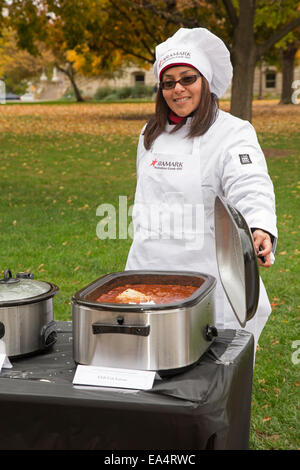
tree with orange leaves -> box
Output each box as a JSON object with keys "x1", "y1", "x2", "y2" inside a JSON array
[{"x1": 6, "y1": 0, "x2": 300, "y2": 114}]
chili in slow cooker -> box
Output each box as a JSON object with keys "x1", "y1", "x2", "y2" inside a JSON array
[{"x1": 95, "y1": 284, "x2": 198, "y2": 304}]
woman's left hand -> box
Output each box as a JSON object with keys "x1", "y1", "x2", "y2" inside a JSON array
[{"x1": 252, "y1": 229, "x2": 273, "y2": 268}]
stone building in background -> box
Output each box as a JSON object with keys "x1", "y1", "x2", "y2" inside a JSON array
[{"x1": 33, "y1": 62, "x2": 300, "y2": 102}]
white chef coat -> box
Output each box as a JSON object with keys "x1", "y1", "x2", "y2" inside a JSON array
[{"x1": 126, "y1": 109, "x2": 278, "y2": 348}]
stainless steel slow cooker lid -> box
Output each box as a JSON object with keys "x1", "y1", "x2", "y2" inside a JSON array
[
  {"x1": 214, "y1": 195, "x2": 260, "y2": 327},
  {"x1": 0, "y1": 269, "x2": 58, "y2": 305}
]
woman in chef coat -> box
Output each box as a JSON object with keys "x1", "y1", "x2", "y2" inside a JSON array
[{"x1": 126, "y1": 28, "x2": 278, "y2": 351}]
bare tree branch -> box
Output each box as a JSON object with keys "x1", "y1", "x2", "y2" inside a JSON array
[
  {"x1": 129, "y1": 0, "x2": 199, "y2": 28},
  {"x1": 222, "y1": 0, "x2": 238, "y2": 27},
  {"x1": 256, "y1": 15, "x2": 300, "y2": 60},
  {"x1": 108, "y1": 0, "x2": 155, "y2": 60},
  {"x1": 101, "y1": 35, "x2": 154, "y2": 64}
]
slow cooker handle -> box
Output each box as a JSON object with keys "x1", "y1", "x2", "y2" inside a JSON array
[
  {"x1": 0, "y1": 322, "x2": 5, "y2": 340},
  {"x1": 40, "y1": 321, "x2": 57, "y2": 349},
  {"x1": 92, "y1": 321, "x2": 150, "y2": 337}
]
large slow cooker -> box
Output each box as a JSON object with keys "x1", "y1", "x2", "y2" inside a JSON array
[
  {"x1": 72, "y1": 196, "x2": 260, "y2": 375},
  {"x1": 0, "y1": 270, "x2": 59, "y2": 358}
]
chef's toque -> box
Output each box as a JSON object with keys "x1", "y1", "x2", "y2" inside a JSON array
[{"x1": 153, "y1": 27, "x2": 232, "y2": 98}]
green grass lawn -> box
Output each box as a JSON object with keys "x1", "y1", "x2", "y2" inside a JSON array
[
  {"x1": 0, "y1": 131, "x2": 138, "y2": 317},
  {"x1": 248, "y1": 132, "x2": 300, "y2": 450},
  {"x1": 0, "y1": 103, "x2": 299, "y2": 450}
]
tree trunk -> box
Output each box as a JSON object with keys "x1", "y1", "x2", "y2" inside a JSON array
[
  {"x1": 68, "y1": 72, "x2": 84, "y2": 102},
  {"x1": 258, "y1": 59, "x2": 263, "y2": 100},
  {"x1": 229, "y1": 0, "x2": 256, "y2": 122},
  {"x1": 280, "y1": 42, "x2": 297, "y2": 104},
  {"x1": 230, "y1": 56, "x2": 256, "y2": 121},
  {"x1": 56, "y1": 62, "x2": 85, "y2": 102}
]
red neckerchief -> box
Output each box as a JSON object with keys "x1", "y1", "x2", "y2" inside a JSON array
[{"x1": 168, "y1": 110, "x2": 186, "y2": 124}]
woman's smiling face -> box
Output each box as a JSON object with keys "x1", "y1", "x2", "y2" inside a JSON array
[{"x1": 161, "y1": 66, "x2": 202, "y2": 117}]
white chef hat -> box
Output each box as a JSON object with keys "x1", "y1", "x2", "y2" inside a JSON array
[{"x1": 153, "y1": 27, "x2": 232, "y2": 98}]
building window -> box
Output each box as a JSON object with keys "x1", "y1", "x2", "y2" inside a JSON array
[
  {"x1": 134, "y1": 73, "x2": 145, "y2": 85},
  {"x1": 265, "y1": 71, "x2": 276, "y2": 88}
]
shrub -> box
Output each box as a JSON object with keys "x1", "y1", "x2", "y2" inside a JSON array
[
  {"x1": 102, "y1": 93, "x2": 119, "y2": 101},
  {"x1": 94, "y1": 85, "x2": 154, "y2": 101},
  {"x1": 116, "y1": 86, "x2": 133, "y2": 99},
  {"x1": 130, "y1": 85, "x2": 153, "y2": 98},
  {"x1": 94, "y1": 86, "x2": 114, "y2": 100}
]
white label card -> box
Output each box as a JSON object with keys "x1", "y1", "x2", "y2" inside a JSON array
[
  {"x1": 0, "y1": 353, "x2": 13, "y2": 372},
  {"x1": 72, "y1": 365, "x2": 156, "y2": 390}
]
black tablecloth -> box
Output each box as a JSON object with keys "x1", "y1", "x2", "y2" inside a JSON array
[{"x1": 0, "y1": 322, "x2": 254, "y2": 450}]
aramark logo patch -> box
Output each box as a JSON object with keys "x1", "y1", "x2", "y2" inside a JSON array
[
  {"x1": 159, "y1": 50, "x2": 191, "y2": 69},
  {"x1": 150, "y1": 159, "x2": 183, "y2": 170}
]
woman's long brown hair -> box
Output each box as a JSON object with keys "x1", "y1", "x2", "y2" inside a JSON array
[{"x1": 143, "y1": 75, "x2": 219, "y2": 150}]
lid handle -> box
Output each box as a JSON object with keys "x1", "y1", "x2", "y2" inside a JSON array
[
  {"x1": 16, "y1": 272, "x2": 34, "y2": 279},
  {"x1": 0, "y1": 269, "x2": 20, "y2": 285}
]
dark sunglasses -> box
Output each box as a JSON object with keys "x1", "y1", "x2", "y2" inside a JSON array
[{"x1": 160, "y1": 73, "x2": 201, "y2": 90}]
